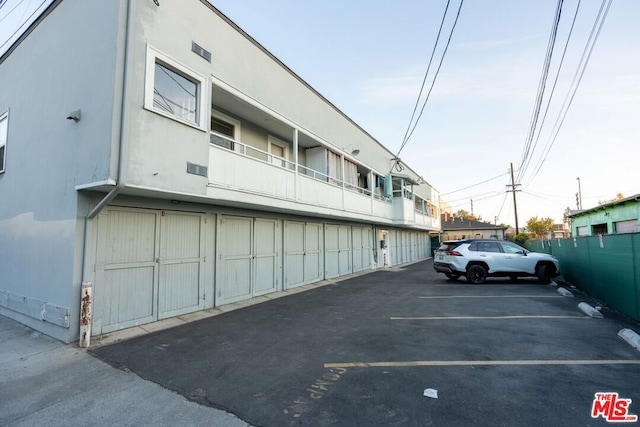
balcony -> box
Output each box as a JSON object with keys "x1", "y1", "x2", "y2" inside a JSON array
[{"x1": 206, "y1": 133, "x2": 438, "y2": 230}]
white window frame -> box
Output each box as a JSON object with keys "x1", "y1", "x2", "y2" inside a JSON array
[
  {"x1": 211, "y1": 110, "x2": 241, "y2": 141},
  {"x1": 0, "y1": 109, "x2": 8, "y2": 174},
  {"x1": 267, "y1": 135, "x2": 289, "y2": 166},
  {"x1": 144, "y1": 45, "x2": 207, "y2": 131}
]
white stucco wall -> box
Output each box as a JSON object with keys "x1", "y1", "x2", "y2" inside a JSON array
[
  {"x1": 0, "y1": 0, "x2": 123, "y2": 342},
  {"x1": 124, "y1": 0, "x2": 438, "y2": 201}
]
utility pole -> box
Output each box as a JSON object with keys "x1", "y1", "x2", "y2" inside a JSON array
[
  {"x1": 470, "y1": 198, "x2": 474, "y2": 217},
  {"x1": 576, "y1": 177, "x2": 583, "y2": 210},
  {"x1": 507, "y1": 163, "x2": 521, "y2": 234}
]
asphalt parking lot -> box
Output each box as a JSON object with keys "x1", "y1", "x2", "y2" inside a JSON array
[{"x1": 91, "y1": 260, "x2": 640, "y2": 426}]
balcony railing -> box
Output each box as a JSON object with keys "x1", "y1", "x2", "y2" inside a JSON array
[
  {"x1": 210, "y1": 132, "x2": 296, "y2": 170},
  {"x1": 208, "y1": 131, "x2": 435, "y2": 228}
]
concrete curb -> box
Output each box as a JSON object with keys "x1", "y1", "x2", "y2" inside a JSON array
[
  {"x1": 578, "y1": 302, "x2": 603, "y2": 318},
  {"x1": 557, "y1": 287, "x2": 574, "y2": 297},
  {"x1": 618, "y1": 328, "x2": 640, "y2": 351}
]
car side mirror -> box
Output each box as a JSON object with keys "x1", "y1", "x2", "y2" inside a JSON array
[{"x1": 521, "y1": 251, "x2": 527, "y2": 256}]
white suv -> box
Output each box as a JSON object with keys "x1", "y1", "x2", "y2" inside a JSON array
[{"x1": 433, "y1": 239, "x2": 560, "y2": 284}]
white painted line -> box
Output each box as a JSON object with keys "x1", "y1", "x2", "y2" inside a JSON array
[
  {"x1": 324, "y1": 359, "x2": 640, "y2": 369},
  {"x1": 418, "y1": 295, "x2": 561, "y2": 299},
  {"x1": 390, "y1": 315, "x2": 589, "y2": 320}
]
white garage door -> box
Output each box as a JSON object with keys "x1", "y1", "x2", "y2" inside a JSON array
[
  {"x1": 94, "y1": 208, "x2": 205, "y2": 335},
  {"x1": 325, "y1": 224, "x2": 352, "y2": 279},
  {"x1": 217, "y1": 216, "x2": 280, "y2": 305},
  {"x1": 615, "y1": 219, "x2": 638, "y2": 234},
  {"x1": 284, "y1": 221, "x2": 323, "y2": 289},
  {"x1": 352, "y1": 226, "x2": 373, "y2": 273}
]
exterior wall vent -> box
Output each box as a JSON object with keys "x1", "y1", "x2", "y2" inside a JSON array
[
  {"x1": 191, "y1": 42, "x2": 211, "y2": 63},
  {"x1": 187, "y1": 162, "x2": 208, "y2": 177}
]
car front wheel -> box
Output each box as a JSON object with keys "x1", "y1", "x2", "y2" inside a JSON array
[
  {"x1": 536, "y1": 264, "x2": 552, "y2": 284},
  {"x1": 466, "y1": 264, "x2": 487, "y2": 284}
]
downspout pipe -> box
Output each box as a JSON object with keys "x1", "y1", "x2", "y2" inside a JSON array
[
  {"x1": 88, "y1": 0, "x2": 134, "y2": 219},
  {"x1": 78, "y1": 0, "x2": 134, "y2": 345}
]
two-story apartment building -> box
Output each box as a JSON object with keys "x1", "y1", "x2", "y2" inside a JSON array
[{"x1": 0, "y1": 0, "x2": 441, "y2": 343}]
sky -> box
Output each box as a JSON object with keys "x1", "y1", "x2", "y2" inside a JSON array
[{"x1": 1, "y1": 0, "x2": 638, "y2": 227}]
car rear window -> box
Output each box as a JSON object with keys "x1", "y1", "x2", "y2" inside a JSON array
[{"x1": 437, "y1": 242, "x2": 462, "y2": 251}]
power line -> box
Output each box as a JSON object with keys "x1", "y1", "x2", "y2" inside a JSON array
[
  {"x1": 0, "y1": 0, "x2": 28, "y2": 25},
  {"x1": 521, "y1": 0, "x2": 582, "y2": 186},
  {"x1": 516, "y1": 0, "x2": 564, "y2": 183},
  {"x1": 440, "y1": 171, "x2": 509, "y2": 196},
  {"x1": 525, "y1": 0, "x2": 613, "y2": 185},
  {"x1": 392, "y1": 0, "x2": 464, "y2": 172},
  {"x1": 0, "y1": 0, "x2": 47, "y2": 52},
  {"x1": 445, "y1": 190, "x2": 502, "y2": 204},
  {"x1": 398, "y1": 0, "x2": 453, "y2": 153}
]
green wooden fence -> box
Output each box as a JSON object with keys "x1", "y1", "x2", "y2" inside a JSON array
[{"x1": 525, "y1": 234, "x2": 640, "y2": 321}]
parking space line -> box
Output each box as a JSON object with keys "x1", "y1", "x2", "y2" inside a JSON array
[
  {"x1": 324, "y1": 360, "x2": 640, "y2": 369},
  {"x1": 418, "y1": 295, "x2": 561, "y2": 299},
  {"x1": 390, "y1": 315, "x2": 588, "y2": 320}
]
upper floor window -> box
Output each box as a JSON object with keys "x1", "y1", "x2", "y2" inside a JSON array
[
  {"x1": 144, "y1": 46, "x2": 207, "y2": 130},
  {"x1": 0, "y1": 110, "x2": 7, "y2": 174},
  {"x1": 210, "y1": 110, "x2": 241, "y2": 150}
]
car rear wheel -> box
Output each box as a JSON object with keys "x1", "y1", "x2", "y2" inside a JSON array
[
  {"x1": 445, "y1": 273, "x2": 461, "y2": 281},
  {"x1": 536, "y1": 264, "x2": 552, "y2": 284},
  {"x1": 466, "y1": 264, "x2": 487, "y2": 284}
]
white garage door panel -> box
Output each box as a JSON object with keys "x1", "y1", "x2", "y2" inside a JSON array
[
  {"x1": 325, "y1": 225, "x2": 340, "y2": 279},
  {"x1": 159, "y1": 263, "x2": 200, "y2": 316},
  {"x1": 285, "y1": 222, "x2": 305, "y2": 288},
  {"x1": 338, "y1": 226, "x2": 351, "y2": 276},
  {"x1": 220, "y1": 216, "x2": 253, "y2": 302},
  {"x1": 304, "y1": 223, "x2": 322, "y2": 283},
  {"x1": 104, "y1": 210, "x2": 157, "y2": 264},
  {"x1": 97, "y1": 209, "x2": 159, "y2": 334},
  {"x1": 352, "y1": 228, "x2": 364, "y2": 272},
  {"x1": 224, "y1": 259, "x2": 252, "y2": 299},
  {"x1": 103, "y1": 267, "x2": 155, "y2": 330},
  {"x1": 254, "y1": 219, "x2": 277, "y2": 295},
  {"x1": 159, "y1": 213, "x2": 203, "y2": 319}
]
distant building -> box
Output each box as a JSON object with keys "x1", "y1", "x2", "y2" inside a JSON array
[
  {"x1": 569, "y1": 194, "x2": 640, "y2": 236},
  {"x1": 552, "y1": 223, "x2": 569, "y2": 239},
  {"x1": 441, "y1": 215, "x2": 507, "y2": 240}
]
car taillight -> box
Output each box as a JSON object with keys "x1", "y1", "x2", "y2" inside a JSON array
[{"x1": 448, "y1": 250, "x2": 462, "y2": 256}]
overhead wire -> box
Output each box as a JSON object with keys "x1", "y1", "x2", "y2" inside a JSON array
[
  {"x1": 516, "y1": 0, "x2": 564, "y2": 183},
  {"x1": 525, "y1": 0, "x2": 613, "y2": 185},
  {"x1": 398, "y1": 0, "x2": 452, "y2": 153},
  {"x1": 0, "y1": 0, "x2": 47, "y2": 52},
  {"x1": 391, "y1": 0, "x2": 464, "y2": 174},
  {"x1": 0, "y1": 0, "x2": 28, "y2": 25},
  {"x1": 520, "y1": 0, "x2": 581, "y2": 186},
  {"x1": 440, "y1": 171, "x2": 509, "y2": 196},
  {"x1": 399, "y1": 0, "x2": 464, "y2": 153}
]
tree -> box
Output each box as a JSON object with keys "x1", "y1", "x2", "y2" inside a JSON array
[
  {"x1": 598, "y1": 193, "x2": 625, "y2": 205},
  {"x1": 527, "y1": 216, "x2": 555, "y2": 239},
  {"x1": 454, "y1": 210, "x2": 480, "y2": 221},
  {"x1": 514, "y1": 233, "x2": 530, "y2": 247}
]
